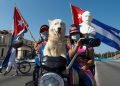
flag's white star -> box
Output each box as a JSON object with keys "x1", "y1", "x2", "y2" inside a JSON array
[
  {"x1": 18, "y1": 20, "x2": 23, "y2": 26},
  {"x1": 78, "y1": 14, "x2": 82, "y2": 19}
]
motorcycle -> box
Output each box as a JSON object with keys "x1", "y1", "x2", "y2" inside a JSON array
[
  {"x1": 26, "y1": 54, "x2": 80, "y2": 86},
  {"x1": 26, "y1": 38, "x2": 101, "y2": 86}
]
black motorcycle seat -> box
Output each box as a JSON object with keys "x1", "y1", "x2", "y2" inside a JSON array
[{"x1": 41, "y1": 56, "x2": 67, "y2": 71}]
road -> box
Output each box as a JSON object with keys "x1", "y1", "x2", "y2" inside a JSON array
[
  {"x1": 1, "y1": 60, "x2": 120, "y2": 86},
  {"x1": 0, "y1": 73, "x2": 32, "y2": 86},
  {"x1": 95, "y1": 60, "x2": 120, "y2": 86},
  {"x1": 0, "y1": 60, "x2": 34, "y2": 86}
]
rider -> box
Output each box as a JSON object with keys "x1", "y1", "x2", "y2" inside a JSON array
[
  {"x1": 68, "y1": 24, "x2": 96, "y2": 86},
  {"x1": 3, "y1": 34, "x2": 24, "y2": 76},
  {"x1": 33, "y1": 25, "x2": 49, "y2": 83}
]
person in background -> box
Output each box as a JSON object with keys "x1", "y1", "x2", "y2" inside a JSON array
[
  {"x1": 3, "y1": 34, "x2": 24, "y2": 76},
  {"x1": 0, "y1": 30, "x2": 10, "y2": 73},
  {"x1": 32, "y1": 25, "x2": 49, "y2": 84},
  {"x1": 68, "y1": 24, "x2": 96, "y2": 86}
]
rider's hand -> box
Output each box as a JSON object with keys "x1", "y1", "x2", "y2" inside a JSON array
[
  {"x1": 33, "y1": 42, "x2": 38, "y2": 49},
  {"x1": 33, "y1": 42, "x2": 39, "y2": 54},
  {"x1": 33, "y1": 42, "x2": 38, "y2": 47},
  {"x1": 81, "y1": 65, "x2": 88, "y2": 71},
  {"x1": 76, "y1": 38, "x2": 85, "y2": 46}
]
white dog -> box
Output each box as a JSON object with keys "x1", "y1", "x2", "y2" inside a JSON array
[{"x1": 44, "y1": 19, "x2": 66, "y2": 58}]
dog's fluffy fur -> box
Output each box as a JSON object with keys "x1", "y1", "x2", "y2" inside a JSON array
[{"x1": 43, "y1": 19, "x2": 66, "y2": 58}]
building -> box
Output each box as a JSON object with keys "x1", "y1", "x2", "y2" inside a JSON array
[
  {"x1": 0, "y1": 30, "x2": 12, "y2": 59},
  {"x1": 0, "y1": 30, "x2": 33, "y2": 59}
]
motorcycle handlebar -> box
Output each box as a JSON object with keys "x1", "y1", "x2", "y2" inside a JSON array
[
  {"x1": 66, "y1": 53, "x2": 80, "y2": 70},
  {"x1": 80, "y1": 38, "x2": 101, "y2": 47}
]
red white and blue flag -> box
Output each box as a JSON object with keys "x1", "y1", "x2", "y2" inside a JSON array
[
  {"x1": 0, "y1": 7, "x2": 28, "y2": 68},
  {"x1": 14, "y1": 7, "x2": 28, "y2": 40},
  {"x1": 70, "y1": 4, "x2": 120, "y2": 50}
]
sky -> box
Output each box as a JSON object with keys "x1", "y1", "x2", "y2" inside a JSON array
[{"x1": 0, "y1": 0, "x2": 120, "y2": 54}]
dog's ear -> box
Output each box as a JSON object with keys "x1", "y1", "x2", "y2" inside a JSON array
[{"x1": 48, "y1": 20, "x2": 52, "y2": 25}]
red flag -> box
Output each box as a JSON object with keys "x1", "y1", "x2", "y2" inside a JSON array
[
  {"x1": 0, "y1": 7, "x2": 29, "y2": 69},
  {"x1": 14, "y1": 7, "x2": 28, "y2": 36},
  {"x1": 71, "y1": 4, "x2": 85, "y2": 25}
]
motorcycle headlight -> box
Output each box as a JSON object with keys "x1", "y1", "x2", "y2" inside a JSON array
[{"x1": 38, "y1": 72, "x2": 64, "y2": 86}]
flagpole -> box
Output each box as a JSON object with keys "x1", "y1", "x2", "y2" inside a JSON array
[
  {"x1": 14, "y1": 6, "x2": 37, "y2": 43},
  {"x1": 69, "y1": 3, "x2": 74, "y2": 24},
  {"x1": 27, "y1": 27, "x2": 37, "y2": 43}
]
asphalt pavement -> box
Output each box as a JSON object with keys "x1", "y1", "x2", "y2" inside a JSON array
[
  {"x1": 0, "y1": 59, "x2": 34, "y2": 86},
  {"x1": 95, "y1": 60, "x2": 120, "y2": 86},
  {"x1": 1, "y1": 59, "x2": 120, "y2": 86}
]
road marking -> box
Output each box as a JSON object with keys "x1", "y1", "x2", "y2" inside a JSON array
[{"x1": 95, "y1": 61, "x2": 100, "y2": 86}]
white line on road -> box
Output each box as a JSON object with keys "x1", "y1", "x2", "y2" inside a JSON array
[{"x1": 95, "y1": 61, "x2": 100, "y2": 86}]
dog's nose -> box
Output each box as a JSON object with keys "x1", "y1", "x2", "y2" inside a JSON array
[{"x1": 58, "y1": 27, "x2": 61, "y2": 33}]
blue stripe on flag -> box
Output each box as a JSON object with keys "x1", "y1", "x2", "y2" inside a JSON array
[
  {"x1": 0, "y1": 35, "x2": 14, "y2": 68},
  {"x1": 92, "y1": 19, "x2": 120, "y2": 50},
  {"x1": 93, "y1": 19, "x2": 120, "y2": 40},
  {"x1": 92, "y1": 19, "x2": 120, "y2": 34},
  {"x1": 95, "y1": 33, "x2": 120, "y2": 50},
  {"x1": 15, "y1": 28, "x2": 27, "y2": 40}
]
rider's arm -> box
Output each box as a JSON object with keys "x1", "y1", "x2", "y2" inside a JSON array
[
  {"x1": 33, "y1": 42, "x2": 39, "y2": 53},
  {"x1": 82, "y1": 59, "x2": 94, "y2": 71},
  {"x1": 68, "y1": 45, "x2": 79, "y2": 59},
  {"x1": 87, "y1": 47, "x2": 95, "y2": 65},
  {"x1": 33, "y1": 42, "x2": 42, "y2": 59},
  {"x1": 86, "y1": 59, "x2": 94, "y2": 67},
  {"x1": 82, "y1": 47, "x2": 94, "y2": 70},
  {"x1": 68, "y1": 38, "x2": 85, "y2": 59}
]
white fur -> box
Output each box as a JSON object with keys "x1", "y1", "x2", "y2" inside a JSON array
[{"x1": 44, "y1": 19, "x2": 66, "y2": 58}]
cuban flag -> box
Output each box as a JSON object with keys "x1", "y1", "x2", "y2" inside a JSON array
[
  {"x1": 70, "y1": 4, "x2": 120, "y2": 50},
  {"x1": 0, "y1": 7, "x2": 28, "y2": 68},
  {"x1": 14, "y1": 7, "x2": 28, "y2": 40}
]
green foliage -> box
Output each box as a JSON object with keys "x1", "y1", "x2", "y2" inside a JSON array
[{"x1": 95, "y1": 51, "x2": 120, "y2": 58}]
